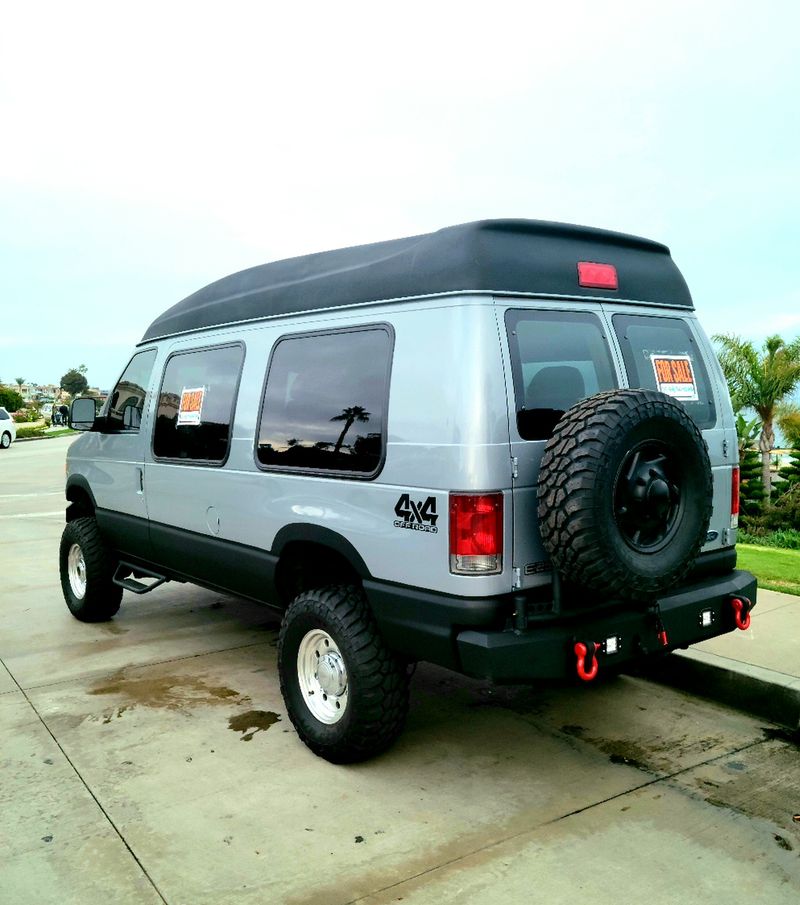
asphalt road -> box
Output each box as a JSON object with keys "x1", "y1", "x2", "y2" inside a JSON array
[{"x1": 1, "y1": 436, "x2": 798, "y2": 904}]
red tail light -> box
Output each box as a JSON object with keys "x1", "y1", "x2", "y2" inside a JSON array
[
  {"x1": 731, "y1": 465, "x2": 740, "y2": 528},
  {"x1": 449, "y1": 492, "x2": 503, "y2": 574}
]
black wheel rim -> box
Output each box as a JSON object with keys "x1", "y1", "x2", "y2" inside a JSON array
[{"x1": 613, "y1": 440, "x2": 683, "y2": 553}]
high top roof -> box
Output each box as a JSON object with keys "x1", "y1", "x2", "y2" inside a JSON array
[{"x1": 141, "y1": 219, "x2": 692, "y2": 342}]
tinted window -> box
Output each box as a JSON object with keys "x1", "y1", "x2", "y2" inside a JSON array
[
  {"x1": 0, "y1": 409, "x2": 9, "y2": 420},
  {"x1": 153, "y1": 344, "x2": 244, "y2": 462},
  {"x1": 506, "y1": 310, "x2": 617, "y2": 440},
  {"x1": 613, "y1": 314, "x2": 716, "y2": 429},
  {"x1": 258, "y1": 328, "x2": 392, "y2": 475},
  {"x1": 103, "y1": 349, "x2": 157, "y2": 431}
]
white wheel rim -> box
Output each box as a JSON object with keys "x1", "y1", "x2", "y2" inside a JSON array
[
  {"x1": 297, "y1": 629, "x2": 349, "y2": 724},
  {"x1": 67, "y1": 543, "x2": 87, "y2": 599},
  {"x1": 1, "y1": 433, "x2": 9, "y2": 447}
]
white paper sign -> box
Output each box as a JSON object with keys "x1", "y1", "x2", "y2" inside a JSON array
[{"x1": 177, "y1": 386, "x2": 205, "y2": 426}]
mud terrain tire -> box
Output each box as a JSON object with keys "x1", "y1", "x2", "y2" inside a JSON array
[
  {"x1": 537, "y1": 389, "x2": 713, "y2": 599},
  {"x1": 278, "y1": 585, "x2": 410, "y2": 763}
]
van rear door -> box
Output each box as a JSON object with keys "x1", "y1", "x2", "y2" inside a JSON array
[{"x1": 602, "y1": 306, "x2": 737, "y2": 559}]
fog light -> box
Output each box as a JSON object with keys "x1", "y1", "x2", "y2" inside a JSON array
[
  {"x1": 605, "y1": 635, "x2": 620, "y2": 655},
  {"x1": 700, "y1": 609, "x2": 714, "y2": 628}
]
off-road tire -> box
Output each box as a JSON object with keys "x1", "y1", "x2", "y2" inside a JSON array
[
  {"x1": 0, "y1": 432, "x2": 11, "y2": 449},
  {"x1": 537, "y1": 389, "x2": 713, "y2": 599},
  {"x1": 278, "y1": 585, "x2": 410, "y2": 763},
  {"x1": 59, "y1": 517, "x2": 123, "y2": 622}
]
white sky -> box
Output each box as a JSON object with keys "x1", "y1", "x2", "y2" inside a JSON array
[{"x1": 1, "y1": 0, "x2": 798, "y2": 389}]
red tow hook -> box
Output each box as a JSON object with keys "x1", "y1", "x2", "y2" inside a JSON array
[
  {"x1": 574, "y1": 641, "x2": 600, "y2": 682},
  {"x1": 731, "y1": 596, "x2": 752, "y2": 631}
]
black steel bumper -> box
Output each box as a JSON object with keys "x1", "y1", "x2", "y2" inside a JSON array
[{"x1": 365, "y1": 568, "x2": 757, "y2": 682}]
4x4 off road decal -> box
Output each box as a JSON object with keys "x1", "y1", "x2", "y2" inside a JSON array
[{"x1": 394, "y1": 494, "x2": 439, "y2": 533}]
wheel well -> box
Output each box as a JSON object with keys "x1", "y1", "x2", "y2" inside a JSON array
[
  {"x1": 275, "y1": 541, "x2": 361, "y2": 604},
  {"x1": 65, "y1": 486, "x2": 95, "y2": 522}
]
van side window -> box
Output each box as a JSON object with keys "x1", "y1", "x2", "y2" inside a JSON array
[
  {"x1": 153, "y1": 344, "x2": 244, "y2": 463},
  {"x1": 257, "y1": 327, "x2": 392, "y2": 475},
  {"x1": 612, "y1": 314, "x2": 716, "y2": 430},
  {"x1": 505, "y1": 310, "x2": 617, "y2": 440},
  {"x1": 104, "y1": 349, "x2": 157, "y2": 432}
]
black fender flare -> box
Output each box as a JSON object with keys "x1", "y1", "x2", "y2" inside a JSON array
[
  {"x1": 65, "y1": 475, "x2": 98, "y2": 515},
  {"x1": 271, "y1": 524, "x2": 372, "y2": 579}
]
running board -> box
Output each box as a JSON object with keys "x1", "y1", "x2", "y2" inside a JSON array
[{"x1": 113, "y1": 561, "x2": 169, "y2": 594}]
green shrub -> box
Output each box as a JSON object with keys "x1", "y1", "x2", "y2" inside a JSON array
[
  {"x1": 15, "y1": 425, "x2": 47, "y2": 439},
  {"x1": 13, "y1": 407, "x2": 41, "y2": 423},
  {"x1": 739, "y1": 528, "x2": 800, "y2": 550},
  {"x1": 0, "y1": 387, "x2": 24, "y2": 411},
  {"x1": 739, "y1": 445, "x2": 765, "y2": 531},
  {"x1": 745, "y1": 483, "x2": 800, "y2": 535}
]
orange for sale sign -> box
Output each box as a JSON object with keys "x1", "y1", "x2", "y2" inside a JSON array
[
  {"x1": 177, "y1": 386, "x2": 205, "y2": 426},
  {"x1": 650, "y1": 355, "x2": 698, "y2": 401}
]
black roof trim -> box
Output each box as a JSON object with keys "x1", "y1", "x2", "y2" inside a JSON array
[{"x1": 141, "y1": 219, "x2": 692, "y2": 342}]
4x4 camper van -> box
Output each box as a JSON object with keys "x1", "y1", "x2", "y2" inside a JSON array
[{"x1": 62, "y1": 219, "x2": 756, "y2": 762}]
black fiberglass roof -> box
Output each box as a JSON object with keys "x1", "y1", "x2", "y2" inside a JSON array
[{"x1": 141, "y1": 219, "x2": 692, "y2": 342}]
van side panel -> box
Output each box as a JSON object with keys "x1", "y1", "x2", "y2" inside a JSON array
[{"x1": 142, "y1": 298, "x2": 515, "y2": 600}]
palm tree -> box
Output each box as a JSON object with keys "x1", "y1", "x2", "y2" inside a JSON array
[
  {"x1": 714, "y1": 333, "x2": 800, "y2": 499},
  {"x1": 330, "y1": 405, "x2": 370, "y2": 455},
  {"x1": 778, "y1": 405, "x2": 800, "y2": 448}
]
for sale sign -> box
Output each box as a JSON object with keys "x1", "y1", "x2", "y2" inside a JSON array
[
  {"x1": 650, "y1": 355, "x2": 698, "y2": 402},
  {"x1": 177, "y1": 386, "x2": 205, "y2": 426}
]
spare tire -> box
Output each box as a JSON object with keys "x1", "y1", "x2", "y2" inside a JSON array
[{"x1": 537, "y1": 389, "x2": 713, "y2": 599}]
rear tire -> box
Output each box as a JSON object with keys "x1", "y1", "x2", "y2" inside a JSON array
[
  {"x1": 278, "y1": 585, "x2": 409, "y2": 763},
  {"x1": 0, "y1": 432, "x2": 10, "y2": 449},
  {"x1": 59, "y1": 517, "x2": 123, "y2": 622}
]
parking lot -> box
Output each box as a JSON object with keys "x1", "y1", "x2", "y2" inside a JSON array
[{"x1": 1, "y1": 436, "x2": 799, "y2": 904}]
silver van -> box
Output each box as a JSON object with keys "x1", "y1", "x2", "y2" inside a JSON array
[{"x1": 62, "y1": 219, "x2": 756, "y2": 762}]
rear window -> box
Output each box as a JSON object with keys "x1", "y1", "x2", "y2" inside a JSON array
[
  {"x1": 612, "y1": 314, "x2": 716, "y2": 429},
  {"x1": 505, "y1": 309, "x2": 617, "y2": 440}
]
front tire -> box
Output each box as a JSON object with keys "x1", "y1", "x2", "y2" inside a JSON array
[
  {"x1": 59, "y1": 517, "x2": 123, "y2": 622},
  {"x1": 278, "y1": 586, "x2": 409, "y2": 763},
  {"x1": 0, "y1": 432, "x2": 11, "y2": 449}
]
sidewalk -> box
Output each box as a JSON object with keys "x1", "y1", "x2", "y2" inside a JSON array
[{"x1": 646, "y1": 587, "x2": 800, "y2": 729}]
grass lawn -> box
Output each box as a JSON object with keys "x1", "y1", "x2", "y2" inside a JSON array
[{"x1": 737, "y1": 544, "x2": 800, "y2": 597}]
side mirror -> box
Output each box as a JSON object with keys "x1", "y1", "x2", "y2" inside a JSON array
[
  {"x1": 70, "y1": 397, "x2": 97, "y2": 431},
  {"x1": 122, "y1": 403, "x2": 141, "y2": 430}
]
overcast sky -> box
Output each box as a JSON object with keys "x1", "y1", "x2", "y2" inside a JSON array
[{"x1": 1, "y1": 1, "x2": 798, "y2": 390}]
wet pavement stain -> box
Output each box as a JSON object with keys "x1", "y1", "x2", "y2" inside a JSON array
[
  {"x1": 89, "y1": 669, "x2": 248, "y2": 719},
  {"x1": 99, "y1": 622, "x2": 129, "y2": 635},
  {"x1": 228, "y1": 710, "x2": 280, "y2": 740}
]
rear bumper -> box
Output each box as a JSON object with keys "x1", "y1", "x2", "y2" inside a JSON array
[{"x1": 366, "y1": 569, "x2": 757, "y2": 682}]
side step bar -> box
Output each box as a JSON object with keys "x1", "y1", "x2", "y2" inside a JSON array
[{"x1": 113, "y1": 561, "x2": 169, "y2": 595}]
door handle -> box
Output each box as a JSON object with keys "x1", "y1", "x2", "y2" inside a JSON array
[{"x1": 136, "y1": 467, "x2": 144, "y2": 494}]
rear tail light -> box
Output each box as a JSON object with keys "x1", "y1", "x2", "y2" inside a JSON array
[
  {"x1": 449, "y1": 492, "x2": 503, "y2": 575},
  {"x1": 731, "y1": 465, "x2": 740, "y2": 528}
]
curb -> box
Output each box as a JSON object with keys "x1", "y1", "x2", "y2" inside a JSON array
[
  {"x1": 14, "y1": 433, "x2": 77, "y2": 443},
  {"x1": 642, "y1": 648, "x2": 800, "y2": 729}
]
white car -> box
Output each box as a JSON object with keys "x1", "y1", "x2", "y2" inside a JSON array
[{"x1": 0, "y1": 407, "x2": 17, "y2": 448}]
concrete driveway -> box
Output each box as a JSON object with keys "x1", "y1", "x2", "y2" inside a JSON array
[{"x1": 1, "y1": 437, "x2": 798, "y2": 904}]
